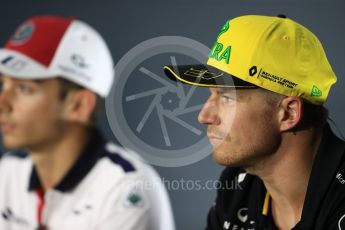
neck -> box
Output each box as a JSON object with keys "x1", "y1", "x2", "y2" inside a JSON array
[
  {"x1": 29, "y1": 124, "x2": 91, "y2": 192},
  {"x1": 245, "y1": 127, "x2": 323, "y2": 229}
]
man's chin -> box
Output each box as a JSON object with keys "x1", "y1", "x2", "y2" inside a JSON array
[
  {"x1": 212, "y1": 150, "x2": 251, "y2": 168},
  {"x1": 212, "y1": 150, "x2": 235, "y2": 167},
  {"x1": 1, "y1": 136, "x2": 25, "y2": 150}
]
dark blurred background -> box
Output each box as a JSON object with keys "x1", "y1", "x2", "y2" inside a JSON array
[{"x1": 1, "y1": 0, "x2": 344, "y2": 229}]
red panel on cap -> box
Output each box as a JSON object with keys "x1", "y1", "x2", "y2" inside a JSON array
[{"x1": 4, "y1": 16, "x2": 74, "y2": 67}]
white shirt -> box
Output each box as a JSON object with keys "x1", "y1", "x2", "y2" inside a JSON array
[{"x1": 0, "y1": 130, "x2": 175, "y2": 230}]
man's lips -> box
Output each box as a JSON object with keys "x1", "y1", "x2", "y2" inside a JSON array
[
  {"x1": 0, "y1": 121, "x2": 15, "y2": 132},
  {"x1": 207, "y1": 133, "x2": 224, "y2": 146}
]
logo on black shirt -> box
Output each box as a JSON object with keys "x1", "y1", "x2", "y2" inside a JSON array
[
  {"x1": 223, "y1": 207, "x2": 255, "y2": 229},
  {"x1": 336, "y1": 172, "x2": 345, "y2": 185},
  {"x1": 237, "y1": 208, "x2": 248, "y2": 223}
]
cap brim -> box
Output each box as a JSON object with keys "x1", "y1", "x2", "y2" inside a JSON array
[
  {"x1": 0, "y1": 48, "x2": 57, "y2": 79},
  {"x1": 163, "y1": 64, "x2": 256, "y2": 88}
]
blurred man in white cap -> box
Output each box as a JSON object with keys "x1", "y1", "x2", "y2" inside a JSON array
[{"x1": 0, "y1": 15, "x2": 175, "y2": 230}]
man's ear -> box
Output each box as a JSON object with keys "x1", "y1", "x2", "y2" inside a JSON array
[
  {"x1": 63, "y1": 89, "x2": 97, "y2": 124},
  {"x1": 277, "y1": 96, "x2": 303, "y2": 132}
]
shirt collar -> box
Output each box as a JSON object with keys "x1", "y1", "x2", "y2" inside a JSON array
[{"x1": 28, "y1": 129, "x2": 106, "y2": 192}]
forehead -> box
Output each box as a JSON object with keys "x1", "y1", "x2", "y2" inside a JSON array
[
  {"x1": 209, "y1": 87, "x2": 235, "y2": 93},
  {"x1": 0, "y1": 73, "x2": 50, "y2": 84},
  {"x1": 209, "y1": 87, "x2": 255, "y2": 95}
]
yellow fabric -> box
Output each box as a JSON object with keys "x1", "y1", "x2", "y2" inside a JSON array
[{"x1": 207, "y1": 15, "x2": 337, "y2": 105}]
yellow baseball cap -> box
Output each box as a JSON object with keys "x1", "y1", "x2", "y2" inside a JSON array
[{"x1": 164, "y1": 15, "x2": 337, "y2": 105}]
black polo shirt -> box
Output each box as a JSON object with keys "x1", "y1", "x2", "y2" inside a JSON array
[{"x1": 206, "y1": 124, "x2": 345, "y2": 230}]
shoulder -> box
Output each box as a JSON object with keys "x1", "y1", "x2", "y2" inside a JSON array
[
  {"x1": 92, "y1": 143, "x2": 175, "y2": 230},
  {"x1": 98, "y1": 142, "x2": 156, "y2": 176},
  {"x1": 325, "y1": 159, "x2": 345, "y2": 213},
  {"x1": 309, "y1": 142, "x2": 345, "y2": 228},
  {"x1": 321, "y1": 132, "x2": 345, "y2": 208},
  {"x1": 93, "y1": 142, "x2": 164, "y2": 192},
  {"x1": 0, "y1": 150, "x2": 32, "y2": 190},
  {"x1": 96, "y1": 141, "x2": 168, "y2": 194},
  {"x1": 100, "y1": 143, "x2": 137, "y2": 173},
  {"x1": 0, "y1": 150, "x2": 29, "y2": 167}
]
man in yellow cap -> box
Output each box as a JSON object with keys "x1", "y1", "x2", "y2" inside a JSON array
[{"x1": 164, "y1": 14, "x2": 344, "y2": 229}]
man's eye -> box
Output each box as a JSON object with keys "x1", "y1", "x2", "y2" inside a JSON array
[
  {"x1": 220, "y1": 95, "x2": 233, "y2": 103},
  {"x1": 217, "y1": 92, "x2": 235, "y2": 102},
  {"x1": 16, "y1": 84, "x2": 34, "y2": 94}
]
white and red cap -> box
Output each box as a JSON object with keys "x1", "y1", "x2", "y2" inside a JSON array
[{"x1": 0, "y1": 15, "x2": 114, "y2": 97}]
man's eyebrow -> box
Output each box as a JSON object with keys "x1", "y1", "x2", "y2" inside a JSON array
[
  {"x1": 14, "y1": 78, "x2": 47, "y2": 85},
  {"x1": 216, "y1": 87, "x2": 236, "y2": 94},
  {"x1": 0, "y1": 73, "x2": 44, "y2": 84}
]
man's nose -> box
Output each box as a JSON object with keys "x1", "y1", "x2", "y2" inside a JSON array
[{"x1": 198, "y1": 96, "x2": 220, "y2": 125}]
